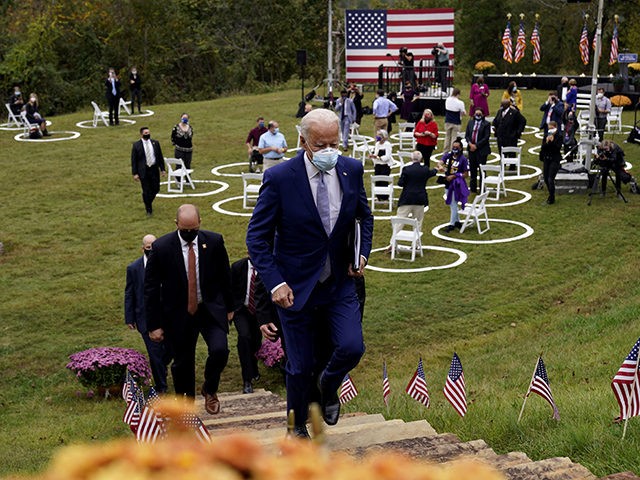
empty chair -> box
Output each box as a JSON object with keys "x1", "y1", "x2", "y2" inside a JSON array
[
  {"x1": 119, "y1": 97, "x2": 132, "y2": 116},
  {"x1": 500, "y1": 146, "x2": 522, "y2": 176},
  {"x1": 349, "y1": 122, "x2": 360, "y2": 138},
  {"x1": 459, "y1": 192, "x2": 490, "y2": 234},
  {"x1": 607, "y1": 106, "x2": 623, "y2": 134},
  {"x1": 389, "y1": 216, "x2": 423, "y2": 261},
  {"x1": 165, "y1": 157, "x2": 195, "y2": 193},
  {"x1": 480, "y1": 163, "x2": 506, "y2": 200},
  {"x1": 5, "y1": 104, "x2": 22, "y2": 128},
  {"x1": 91, "y1": 101, "x2": 110, "y2": 127},
  {"x1": 351, "y1": 135, "x2": 372, "y2": 165},
  {"x1": 370, "y1": 175, "x2": 394, "y2": 212},
  {"x1": 396, "y1": 122, "x2": 416, "y2": 151},
  {"x1": 241, "y1": 172, "x2": 263, "y2": 209}
]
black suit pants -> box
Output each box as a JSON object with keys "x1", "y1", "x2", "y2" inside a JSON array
[
  {"x1": 140, "y1": 167, "x2": 160, "y2": 213},
  {"x1": 233, "y1": 308, "x2": 262, "y2": 382},
  {"x1": 468, "y1": 151, "x2": 488, "y2": 193},
  {"x1": 140, "y1": 330, "x2": 172, "y2": 393},
  {"x1": 106, "y1": 95, "x2": 119, "y2": 125},
  {"x1": 416, "y1": 144, "x2": 435, "y2": 165},
  {"x1": 543, "y1": 160, "x2": 560, "y2": 202},
  {"x1": 168, "y1": 305, "x2": 229, "y2": 397}
]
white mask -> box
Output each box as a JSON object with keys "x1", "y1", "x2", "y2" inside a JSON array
[{"x1": 548, "y1": 128, "x2": 557, "y2": 135}]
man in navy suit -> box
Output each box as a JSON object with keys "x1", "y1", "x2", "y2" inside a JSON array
[
  {"x1": 464, "y1": 108, "x2": 492, "y2": 193},
  {"x1": 124, "y1": 234, "x2": 171, "y2": 393},
  {"x1": 145, "y1": 204, "x2": 234, "y2": 415},
  {"x1": 246, "y1": 108, "x2": 373, "y2": 438},
  {"x1": 131, "y1": 127, "x2": 165, "y2": 216},
  {"x1": 397, "y1": 151, "x2": 439, "y2": 233}
]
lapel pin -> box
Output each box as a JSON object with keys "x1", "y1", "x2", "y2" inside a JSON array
[
  {"x1": 202, "y1": 244, "x2": 207, "y2": 249},
  {"x1": 342, "y1": 171, "x2": 347, "y2": 176}
]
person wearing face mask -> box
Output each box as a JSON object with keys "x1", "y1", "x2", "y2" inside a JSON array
[
  {"x1": 24, "y1": 92, "x2": 50, "y2": 136},
  {"x1": 414, "y1": 108, "x2": 439, "y2": 165},
  {"x1": 104, "y1": 67, "x2": 121, "y2": 126},
  {"x1": 131, "y1": 127, "x2": 166, "y2": 216},
  {"x1": 539, "y1": 121, "x2": 563, "y2": 205},
  {"x1": 246, "y1": 116, "x2": 268, "y2": 172},
  {"x1": 335, "y1": 89, "x2": 356, "y2": 149},
  {"x1": 258, "y1": 120, "x2": 288, "y2": 170},
  {"x1": 469, "y1": 75, "x2": 490, "y2": 116},
  {"x1": 8, "y1": 85, "x2": 24, "y2": 115},
  {"x1": 171, "y1": 113, "x2": 194, "y2": 170},
  {"x1": 129, "y1": 66, "x2": 142, "y2": 114},
  {"x1": 438, "y1": 139, "x2": 469, "y2": 232},
  {"x1": 246, "y1": 108, "x2": 373, "y2": 439},
  {"x1": 595, "y1": 87, "x2": 612, "y2": 142},
  {"x1": 370, "y1": 129, "x2": 393, "y2": 201},
  {"x1": 539, "y1": 92, "x2": 564, "y2": 136},
  {"x1": 125, "y1": 234, "x2": 172, "y2": 393},
  {"x1": 464, "y1": 108, "x2": 492, "y2": 194},
  {"x1": 501, "y1": 81, "x2": 523, "y2": 111},
  {"x1": 146, "y1": 204, "x2": 234, "y2": 414}
]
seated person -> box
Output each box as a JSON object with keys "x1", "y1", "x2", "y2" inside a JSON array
[
  {"x1": 8, "y1": 85, "x2": 24, "y2": 115},
  {"x1": 24, "y1": 93, "x2": 50, "y2": 136}
]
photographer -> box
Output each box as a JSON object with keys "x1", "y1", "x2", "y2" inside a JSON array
[
  {"x1": 431, "y1": 43, "x2": 449, "y2": 92},
  {"x1": 596, "y1": 140, "x2": 625, "y2": 197},
  {"x1": 399, "y1": 47, "x2": 416, "y2": 91}
]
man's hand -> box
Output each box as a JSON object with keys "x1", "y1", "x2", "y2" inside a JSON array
[
  {"x1": 127, "y1": 323, "x2": 136, "y2": 330},
  {"x1": 260, "y1": 322, "x2": 279, "y2": 341},
  {"x1": 348, "y1": 256, "x2": 367, "y2": 278},
  {"x1": 469, "y1": 143, "x2": 477, "y2": 152},
  {"x1": 272, "y1": 284, "x2": 294, "y2": 309},
  {"x1": 160, "y1": 171, "x2": 166, "y2": 177},
  {"x1": 149, "y1": 328, "x2": 164, "y2": 343},
  {"x1": 133, "y1": 174, "x2": 140, "y2": 182}
]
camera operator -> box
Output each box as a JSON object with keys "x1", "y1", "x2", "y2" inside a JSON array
[
  {"x1": 399, "y1": 47, "x2": 416, "y2": 91},
  {"x1": 431, "y1": 43, "x2": 449, "y2": 93},
  {"x1": 596, "y1": 139, "x2": 625, "y2": 197}
]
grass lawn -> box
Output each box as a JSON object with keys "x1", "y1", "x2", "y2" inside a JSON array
[{"x1": 1, "y1": 85, "x2": 639, "y2": 476}]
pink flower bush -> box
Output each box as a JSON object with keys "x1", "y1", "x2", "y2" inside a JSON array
[
  {"x1": 66, "y1": 347, "x2": 151, "y2": 389},
  {"x1": 256, "y1": 338, "x2": 285, "y2": 368}
]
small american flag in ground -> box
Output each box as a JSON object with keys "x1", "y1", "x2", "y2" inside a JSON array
[
  {"x1": 502, "y1": 21, "x2": 513, "y2": 63},
  {"x1": 527, "y1": 356, "x2": 560, "y2": 420},
  {"x1": 339, "y1": 374, "x2": 359, "y2": 404},
  {"x1": 123, "y1": 387, "x2": 145, "y2": 433},
  {"x1": 136, "y1": 387, "x2": 166, "y2": 443},
  {"x1": 530, "y1": 23, "x2": 541, "y2": 64},
  {"x1": 122, "y1": 370, "x2": 135, "y2": 402},
  {"x1": 180, "y1": 412, "x2": 211, "y2": 443},
  {"x1": 611, "y1": 337, "x2": 640, "y2": 421},
  {"x1": 382, "y1": 362, "x2": 391, "y2": 406},
  {"x1": 514, "y1": 21, "x2": 526, "y2": 63},
  {"x1": 444, "y1": 353, "x2": 467, "y2": 417},
  {"x1": 579, "y1": 23, "x2": 590, "y2": 65},
  {"x1": 609, "y1": 23, "x2": 619, "y2": 66},
  {"x1": 406, "y1": 357, "x2": 430, "y2": 407}
]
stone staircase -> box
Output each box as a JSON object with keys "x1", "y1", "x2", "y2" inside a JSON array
[{"x1": 199, "y1": 389, "x2": 638, "y2": 480}]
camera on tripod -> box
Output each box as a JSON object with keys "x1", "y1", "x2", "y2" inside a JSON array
[{"x1": 592, "y1": 152, "x2": 615, "y2": 169}]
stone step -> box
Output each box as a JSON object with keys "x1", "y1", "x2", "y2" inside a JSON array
[
  {"x1": 197, "y1": 391, "x2": 287, "y2": 420},
  {"x1": 324, "y1": 419, "x2": 437, "y2": 450},
  {"x1": 601, "y1": 474, "x2": 640, "y2": 480},
  {"x1": 503, "y1": 457, "x2": 598, "y2": 480}
]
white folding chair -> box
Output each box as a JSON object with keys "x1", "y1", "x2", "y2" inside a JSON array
[
  {"x1": 91, "y1": 101, "x2": 109, "y2": 127},
  {"x1": 500, "y1": 146, "x2": 522, "y2": 176},
  {"x1": 389, "y1": 216, "x2": 423, "y2": 261},
  {"x1": 165, "y1": 157, "x2": 195, "y2": 193},
  {"x1": 480, "y1": 163, "x2": 506, "y2": 200},
  {"x1": 5, "y1": 104, "x2": 22, "y2": 128},
  {"x1": 370, "y1": 175, "x2": 394, "y2": 212},
  {"x1": 396, "y1": 123, "x2": 416, "y2": 151},
  {"x1": 119, "y1": 97, "x2": 132, "y2": 116},
  {"x1": 459, "y1": 192, "x2": 490, "y2": 234},
  {"x1": 607, "y1": 106, "x2": 623, "y2": 134},
  {"x1": 396, "y1": 151, "x2": 413, "y2": 171},
  {"x1": 241, "y1": 172, "x2": 263, "y2": 209},
  {"x1": 351, "y1": 135, "x2": 372, "y2": 165},
  {"x1": 350, "y1": 122, "x2": 360, "y2": 138},
  {"x1": 19, "y1": 111, "x2": 39, "y2": 136}
]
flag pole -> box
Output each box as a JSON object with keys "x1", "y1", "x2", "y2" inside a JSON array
[
  {"x1": 621, "y1": 352, "x2": 640, "y2": 439},
  {"x1": 518, "y1": 355, "x2": 540, "y2": 423}
]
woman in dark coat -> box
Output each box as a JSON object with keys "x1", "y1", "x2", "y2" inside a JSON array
[{"x1": 539, "y1": 120, "x2": 563, "y2": 205}]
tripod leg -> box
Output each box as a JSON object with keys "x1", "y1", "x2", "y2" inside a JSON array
[
  {"x1": 587, "y1": 171, "x2": 601, "y2": 206},
  {"x1": 609, "y1": 172, "x2": 628, "y2": 203}
]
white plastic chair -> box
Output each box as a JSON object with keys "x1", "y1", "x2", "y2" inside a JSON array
[
  {"x1": 480, "y1": 163, "x2": 506, "y2": 200},
  {"x1": 91, "y1": 101, "x2": 109, "y2": 127},
  {"x1": 165, "y1": 157, "x2": 195, "y2": 193},
  {"x1": 350, "y1": 122, "x2": 360, "y2": 138},
  {"x1": 396, "y1": 122, "x2": 416, "y2": 151},
  {"x1": 370, "y1": 175, "x2": 394, "y2": 212},
  {"x1": 500, "y1": 146, "x2": 522, "y2": 176},
  {"x1": 241, "y1": 172, "x2": 263, "y2": 209},
  {"x1": 389, "y1": 216, "x2": 423, "y2": 261},
  {"x1": 119, "y1": 97, "x2": 132, "y2": 116},
  {"x1": 5, "y1": 104, "x2": 22, "y2": 128},
  {"x1": 607, "y1": 106, "x2": 623, "y2": 134},
  {"x1": 351, "y1": 135, "x2": 372, "y2": 165},
  {"x1": 19, "y1": 111, "x2": 39, "y2": 136},
  {"x1": 459, "y1": 192, "x2": 490, "y2": 234},
  {"x1": 396, "y1": 151, "x2": 413, "y2": 171}
]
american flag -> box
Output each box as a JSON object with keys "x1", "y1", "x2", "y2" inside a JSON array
[
  {"x1": 136, "y1": 387, "x2": 166, "y2": 443},
  {"x1": 122, "y1": 370, "x2": 135, "y2": 402},
  {"x1": 579, "y1": 23, "x2": 590, "y2": 65},
  {"x1": 345, "y1": 8, "x2": 455, "y2": 84},
  {"x1": 339, "y1": 374, "x2": 359, "y2": 404},
  {"x1": 526, "y1": 357, "x2": 560, "y2": 421},
  {"x1": 502, "y1": 21, "x2": 513, "y2": 64},
  {"x1": 514, "y1": 21, "x2": 526, "y2": 63},
  {"x1": 444, "y1": 353, "x2": 467, "y2": 417},
  {"x1": 382, "y1": 362, "x2": 391, "y2": 406},
  {"x1": 123, "y1": 387, "x2": 145, "y2": 433},
  {"x1": 611, "y1": 338, "x2": 640, "y2": 421},
  {"x1": 180, "y1": 412, "x2": 212, "y2": 443},
  {"x1": 609, "y1": 23, "x2": 619, "y2": 66},
  {"x1": 406, "y1": 357, "x2": 430, "y2": 407},
  {"x1": 530, "y1": 23, "x2": 541, "y2": 64}
]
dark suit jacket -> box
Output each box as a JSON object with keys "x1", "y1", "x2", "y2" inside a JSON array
[
  {"x1": 493, "y1": 107, "x2": 526, "y2": 148},
  {"x1": 144, "y1": 230, "x2": 233, "y2": 333},
  {"x1": 464, "y1": 118, "x2": 492, "y2": 158},
  {"x1": 124, "y1": 256, "x2": 148, "y2": 333},
  {"x1": 539, "y1": 101, "x2": 564, "y2": 130},
  {"x1": 131, "y1": 139, "x2": 165, "y2": 179},
  {"x1": 105, "y1": 78, "x2": 121, "y2": 99},
  {"x1": 398, "y1": 162, "x2": 437, "y2": 206},
  {"x1": 231, "y1": 257, "x2": 277, "y2": 326},
  {"x1": 540, "y1": 130, "x2": 563, "y2": 163},
  {"x1": 246, "y1": 151, "x2": 373, "y2": 312}
]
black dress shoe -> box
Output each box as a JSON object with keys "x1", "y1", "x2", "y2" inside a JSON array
[
  {"x1": 318, "y1": 375, "x2": 340, "y2": 426},
  {"x1": 242, "y1": 381, "x2": 253, "y2": 394},
  {"x1": 454, "y1": 221, "x2": 463, "y2": 229},
  {"x1": 444, "y1": 224, "x2": 456, "y2": 232},
  {"x1": 291, "y1": 425, "x2": 311, "y2": 439}
]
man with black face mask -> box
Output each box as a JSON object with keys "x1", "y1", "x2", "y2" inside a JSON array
[
  {"x1": 131, "y1": 127, "x2": 165, "y2": 216},
  {"x1": 464, "y1": 108, "x2": 492, "y2": 193},
  {"x1": 145, "y1": 204, "x2": 234, "y2": 415},
  {"x1": 125, "y1": 234, "x2": 171, "y2": 393}
]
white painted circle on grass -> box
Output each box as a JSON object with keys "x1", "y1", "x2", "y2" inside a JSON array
[
  {"x1": 122, "y1": 109, "x2": 155, "y2": 117},
  {"x1": 14, "y1": 131, "x2": 81, "y2": 142},
  {"x1": 211, "y1": 195, "x2": 254, "y2": 217},
  {"x1": 156, "y1": 180, "x2": 229, "y2": 198},
  {"x1": 365, "y1": 245, "x2": 468, "y2": 273},
  {"x1": 75, "y1": 118, "x2": 137, "y2": 128},
  {"x1": 431, "y1": 218, "x2": 534, "y2": 244},
  {"x1": 483, "y1": 188, "x2": 533, "y2": 207},
  {"x1": 211, "y1": 162, "x2": 254, "y2": 177}
]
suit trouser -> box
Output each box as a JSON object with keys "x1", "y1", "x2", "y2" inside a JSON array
[
  {"x1": 140, "y1": 168, "x2": 160, "y2": 213},
  {"x1": 340, "y1": 118, "x2": 352, "y2": 148},
  {"x1": 443, "y1": 123, "x2": 460, "y2": 153},
  {"x1": 130, "y1": 88, "x2": 142, "y2": 112},
  {"x1": 397, "y1": 205, "x2": 425, "y2": 233},
  {"x1": 106, "y1": 95, "x2": 119, "y2": 125},
  {"x1": 543, "y1": 160, "x2": 561, "y2": 202},
  {"x1": 416, "y1": 144, "x2": 435, "y2": 165},
  {"x1": 468, "y1": 151, "x2": 488, "y2": 193},
  {"x1": 373, "y1": 117, "x2": 388, "y2": 136},
  {"x1": 168, "y1": 305, "x2": 229, "y2": 397},
  {"x1": 277, "y1": 279, "x2": 365, "y2": 426},
  {"x1": 140, "y1": 330, "x2": 171, "y2": 393},
  {"x1": 233, "y1": 308, "x2": 262, "y2": 382}
]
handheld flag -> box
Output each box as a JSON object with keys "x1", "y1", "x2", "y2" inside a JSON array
[{"x1": 444, "y1": 353, "x2": 467, "y2": 417}]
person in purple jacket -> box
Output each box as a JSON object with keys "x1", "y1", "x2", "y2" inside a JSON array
[{"x1": 438, "y1": 139, "x2": 469, "y2": 232}]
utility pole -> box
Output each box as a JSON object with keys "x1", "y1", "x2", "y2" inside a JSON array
[{"x1": 585, "y1": 0, "x2": 605, "y2": 170}]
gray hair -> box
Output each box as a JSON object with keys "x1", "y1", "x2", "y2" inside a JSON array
[
  {"x1": 299, "y1": 108, "x2": 340, "y2": 139},
  {"x1": 411, "y1": 151, "x2": 423, "y2": 162},
  {"x1": 376, "y1": 129, "x2": 389, "y2": 140}
]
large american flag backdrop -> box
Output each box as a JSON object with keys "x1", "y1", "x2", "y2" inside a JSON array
[{"x1": 345, "y1": 8, "x2": 455, "y2": 84}]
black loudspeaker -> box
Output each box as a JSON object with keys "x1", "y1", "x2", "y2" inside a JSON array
[{"x1": 296, "y1": 49, "x2": 307, "y2": 66}]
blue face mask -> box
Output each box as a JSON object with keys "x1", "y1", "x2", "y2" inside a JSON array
[
  {"x1": 375, "y1": 136, "x2": 382, "y2": 141},
  {"x1": 311, "y1": 148, "x2": 340, "y2": 172},
  {"x1": 181, "y1": 117, "x2": 189, "y2": 124},
  {"x1": 259, "y1": 122, "x2": 265, "y2": 128},
  {"x1": 451, "y1": 148, "x2": 460, "y2": 155},
  {"x1": 273, "y1": 128, "x2": 279, "y2": 134}
]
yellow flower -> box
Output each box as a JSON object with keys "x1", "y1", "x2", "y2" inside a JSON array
[{"x1": 610, "y1": 95, "x2": 632, "y2": 107}]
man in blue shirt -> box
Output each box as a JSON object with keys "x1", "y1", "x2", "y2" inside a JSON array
[
  {"x1": 372, "y1": 89, "x2": 398, "y2": 136},
  {"x1": 258, "y1": 121, "x2": 288, "y2": 170}
]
